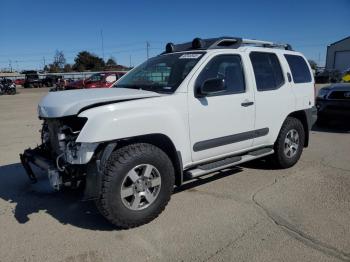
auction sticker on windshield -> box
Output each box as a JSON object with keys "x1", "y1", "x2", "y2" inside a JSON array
[{"x1": 179, "y1": 54, "x2": 202, "y2": 59}]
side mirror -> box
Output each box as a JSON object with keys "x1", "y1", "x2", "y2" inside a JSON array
[{"x1": 197, "y1": 78, "x2": 226, "y2": 97}]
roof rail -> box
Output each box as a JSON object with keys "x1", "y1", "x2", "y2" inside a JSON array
[
  {"x1": 162, "y1": 37, "x2": 293, "y2": 54},
  {"x1": 242, "y1": 39, "x2": 293, "y2": 50}
]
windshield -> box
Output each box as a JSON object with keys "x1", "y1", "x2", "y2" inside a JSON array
[
  {"x1": 89, "y1": 73, "x2": 104, "y2": 82},
  {"x1": 115, "y1": 52, "x2": 205, "y2": 93}
]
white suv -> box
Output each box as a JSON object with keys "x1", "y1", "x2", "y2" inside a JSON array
[{"x1": 21, "y1": 37, "x2": 317, "y2": 228}]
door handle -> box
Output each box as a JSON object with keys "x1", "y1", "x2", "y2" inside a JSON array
[{"x1": 241, "y1": 101, "x2": 254, "y2": 107}]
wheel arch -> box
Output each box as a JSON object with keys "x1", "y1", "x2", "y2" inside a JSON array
[
  {"x1": 111, "y1": 133, "x2": 183, "y2": 186},
  {"x1": 286, "y1": 110, "x2": 310, "y2": 147}
]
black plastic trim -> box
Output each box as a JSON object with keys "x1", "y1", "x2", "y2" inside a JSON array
[
  {"x1": 176, "y1": 151, "x2": 184, "y2": 186},
  {"x1": 193, "y1": 128, "x2": 269, "y2": 152},
  {"x1": 305, "y1": 106, "x2": 318, "y2": 129}
]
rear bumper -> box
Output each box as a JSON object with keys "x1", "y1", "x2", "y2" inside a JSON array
[{"x1": 316, "y1": 98, "x2": 350, "y2": 120}]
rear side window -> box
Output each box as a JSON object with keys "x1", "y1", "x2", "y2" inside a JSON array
[
  {"x1": 250, "y1": 52, "x2": 284, "y2": 91},
  {"x1": 284, "y1": 55, "x2": 312, "y2": 83}
]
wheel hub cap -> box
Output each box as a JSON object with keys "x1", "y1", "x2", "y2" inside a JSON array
[
  {"x1": 121, "y1": 164, "x2": 161, "y2": 211},
  {"x1": 284, "y1": 129, "x2": 300, "y2": 158}
]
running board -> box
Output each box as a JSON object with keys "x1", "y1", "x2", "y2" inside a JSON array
[{"x1": 185, "y1": 148, "x2": 274, "y2": 179}]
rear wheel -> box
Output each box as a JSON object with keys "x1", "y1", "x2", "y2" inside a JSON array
[
  {"x1": 272, "y1": 117, "x2": 305, "y2": 168},
  {"x1": 96, "y1": 143, "x2": 175, "y2": 228}
]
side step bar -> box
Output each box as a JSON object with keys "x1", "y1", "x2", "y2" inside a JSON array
[{"x1": 185, "y1": 148, "x2": 274, "y2": 179}]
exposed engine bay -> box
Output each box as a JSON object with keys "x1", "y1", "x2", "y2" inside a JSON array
[{"x1": 20, "y1": 116, "x2": 98, "y2": 191}]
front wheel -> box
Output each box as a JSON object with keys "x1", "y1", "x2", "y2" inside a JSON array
[
  {"x1": 96, "y1": 143, "x2": 175, "y2": 229},
  {"x1": 272, "y1": 117, "x2": 305, "y2": 168}
]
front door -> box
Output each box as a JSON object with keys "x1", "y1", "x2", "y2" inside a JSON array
[{"x1": 188, "y1": 54, "x2": 255, "y2": 162}]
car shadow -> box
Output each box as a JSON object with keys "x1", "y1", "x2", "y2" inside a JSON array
[
  {"x1": 239, "y1": 158, "x2": 280, "y2": 170},
  {"x1": 174, "y1": 167, "x2": 243, "y2": 194},
  {"x1": 0, "y1": 163, "x2": 115, "y2": 231},
  {"x1": 311, "y1": 122, "x2": 350, "y2": 134},
  {"x1": 0, "y1": 163, "x2": 244, "y2": 231}
]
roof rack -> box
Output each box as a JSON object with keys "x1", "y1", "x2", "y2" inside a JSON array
[
  {"x1": 242, "y1": 39, "x2": 293, "y2": 50},
  {"x1": 163, "y1": 37, "x2": 293, "y2": 54}
]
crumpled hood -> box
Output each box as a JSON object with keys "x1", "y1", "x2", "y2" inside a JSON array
[{"x1": 38, "y1": 88, "x2": 160, "y2": 118}]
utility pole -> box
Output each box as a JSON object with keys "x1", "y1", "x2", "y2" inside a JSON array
[
  {"x1": 146, "y1": 41, "x2": 150, "y2": 59},
  {"x1": 43, "y1": 57, "x2": 46, "y2": 70},
  {"x1": 318, "y1": 52, "x2": 321, "y2": 67},
  {"x1": 129, "y1": 55, "x2": 132, "y2": 68},
  {"x1": 100, "y1": 29, "x2": 105, "y2": 61},
  {"x1": 8, "y1": 60, "x2": 12, "y2": 72}
]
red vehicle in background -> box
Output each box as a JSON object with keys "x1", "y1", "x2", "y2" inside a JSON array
[
  {"x1": 14, "y1": 78, "x2": 25, "y2": 86},
  {"x1": 65, "y1": 72, "x2": 126, "y2": 90}
]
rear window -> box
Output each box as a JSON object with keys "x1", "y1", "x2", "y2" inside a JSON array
[
  {"x1": 250, "y1": 52, "x2": 284, "y2": 91},
  {"x1": 284, "y1": 55, "x2": 312, "y2": 83}
]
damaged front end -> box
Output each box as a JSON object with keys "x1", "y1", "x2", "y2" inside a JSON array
[{"x1": 20, "y1": 116, "x2": 98, "y2": 192}]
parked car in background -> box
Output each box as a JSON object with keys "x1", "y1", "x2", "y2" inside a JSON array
[
  {"x1": 42, "y1": 75, "x2": 63, "y2": 87},
  {"x1": 65, "y1": 72, "x2": 126, "y2": 90},
  {"x1": 316, "y1": 83, "x2": 350, "y2": 125},
  {"x1": 14, "y1": 78, "x2": 25, "y2": 86},
  {"x1": 315, "y1": 69, "x2": 342, "y2": 84},
  {"x1": 23, "y1": 71, "x2": 43, "y2": 88}
]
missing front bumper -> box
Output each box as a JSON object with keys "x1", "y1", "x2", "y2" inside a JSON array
[{"x1": 20, "y1": 147, "x2": 62, "y2": 190}]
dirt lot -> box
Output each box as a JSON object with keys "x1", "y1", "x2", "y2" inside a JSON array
[{"x1": 0, "y1": 87, "x2": 349, "y2": 262}]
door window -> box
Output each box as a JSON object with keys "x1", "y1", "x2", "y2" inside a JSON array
[
  {"x1": 196, "y1": 55, "x2": 245, "y2": 96},
  {"x1": 284, "y1": 54, "x2": 312, "y2": 83},
  {"x1": 250, "y1": 52, "x2": 284, "y2": 91}
]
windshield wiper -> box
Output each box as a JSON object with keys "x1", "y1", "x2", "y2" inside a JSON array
[
  {"x1": 115, "y1": 84, "x2": 142, "y2": 90},
  {"x1": 116, "y1": 84, "x2": 172, "y2": 94}
]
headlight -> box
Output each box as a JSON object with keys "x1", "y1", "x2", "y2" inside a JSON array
[{"x1": 317, "y1": 88, "x2": 330, "y2": 99}]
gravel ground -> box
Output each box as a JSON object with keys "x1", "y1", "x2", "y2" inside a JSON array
[{"x1": 0, "y1": 86, "x2": 349, "y2": 262}]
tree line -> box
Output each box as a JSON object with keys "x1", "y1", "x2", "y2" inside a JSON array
[{"x1": 44, "y1": 50, "x2": 130, "y2": 73}]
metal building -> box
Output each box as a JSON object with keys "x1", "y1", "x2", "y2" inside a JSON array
[{"x1": 325, "y1": 36, "x2": 350, "y2": 72}]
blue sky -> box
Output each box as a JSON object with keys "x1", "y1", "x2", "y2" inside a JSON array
[{"x1": 0, "y1": 0, "x2": 349, "y2": 71}]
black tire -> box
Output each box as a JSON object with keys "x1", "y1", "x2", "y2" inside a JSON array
[
  {"x1": 96, "y1": 143, "x2": 175, "y2": 229},
  {"x1": 272, "y1": 117, "x2": 305, "y2": 168}
]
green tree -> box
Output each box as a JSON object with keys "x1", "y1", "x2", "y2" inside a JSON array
[
  {"x1": 73, "y1": 51, "x2": 105, "y2": 71},
  {"x1": 106, "y1": 57, "x2": 117, "y2": 67},
  {"x1": 48, "y1": 64, "x2": 60, "y2": 73},
  {"x1": 63, "y1": 64, "x2": 72, "y2": 72},
  {"x1": 308, "y1": 60, "x2": 318, "y2": 70}
]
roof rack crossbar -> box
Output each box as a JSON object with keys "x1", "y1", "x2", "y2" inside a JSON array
[
  {"x1": 242, "y1": 39, "x2": 293, "y2": 50},
  {"x1": 162, "y1": 37, "x2": 293, "y2": 54}
]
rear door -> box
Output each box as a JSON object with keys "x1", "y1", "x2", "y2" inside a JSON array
[
  {"x1": 284, "y1": 54, "x2": 315, "y2": 110},
  {"x1": 249, "y1": 51, "x2": 295, "y2": 147}
]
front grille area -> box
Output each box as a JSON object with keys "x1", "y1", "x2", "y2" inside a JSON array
[
  {"x1": 44, "y1": 116, "x2": 87, "y2": 157},
  {"x1": 328, "y1": 91, "x2": 350, "y2": 100}
]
